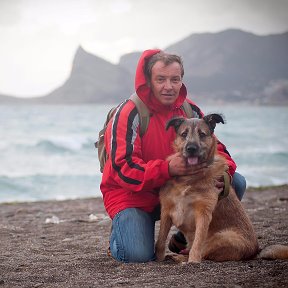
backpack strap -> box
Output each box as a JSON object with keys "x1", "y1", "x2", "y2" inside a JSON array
[
  {"x1": 130, "y1": 94, "x2": 195, "y2": 136},
  {"x1": 181, "y1": 100, "x2": 194, "y2": 118},
  {"x1": 130, "y1": 93, "x2": 150, "y2": 137}
]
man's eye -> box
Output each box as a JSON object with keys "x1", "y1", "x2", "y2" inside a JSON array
[
  {"x1": 157, "y1": 78, "x2": 165, "y2": 83},
  {"x1": 172, "y1": 78, "x2": 181, "y2": 84}
]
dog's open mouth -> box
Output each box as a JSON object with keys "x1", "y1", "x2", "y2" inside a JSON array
[{"x1": 187, "y1": 156, "x2": 199, "y2": 166}]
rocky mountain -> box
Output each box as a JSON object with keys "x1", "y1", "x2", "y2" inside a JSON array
[
  {"x1": 164, "y1": 29, "x2": 288, "y2": 104},
  {"x1": 39, "y1": 47, "x2": 134, "y2": 104},
  {"x1": 1, "y1": 29, "x2": 288, "y2": 105}
]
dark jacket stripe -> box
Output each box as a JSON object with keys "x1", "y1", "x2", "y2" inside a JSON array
[
  {"x1": 125, "y1": 107, "x2": 145, "y2": 171},
  {"x1": 111, "y1": 101, "x2": 142, "y2": 185}
]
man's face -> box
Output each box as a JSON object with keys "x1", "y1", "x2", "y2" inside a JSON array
[{"x1": 150, "y1": 61, "x2": 183, "y2": 106}]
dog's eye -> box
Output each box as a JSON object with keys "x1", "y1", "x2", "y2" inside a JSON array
[
  {"x1": 199, "y1": 131, "x2": 207, "y2": 138},
  {"x1": 181, "y1": 132, "x2": 188, "y2": 138}
]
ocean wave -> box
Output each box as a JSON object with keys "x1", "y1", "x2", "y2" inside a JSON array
[
  {"x1": 233, "y1": 151, "x2": 288, "y2": 166},
  {"x1": 40, "y1": 136, "x2": 94, "y2": 152},
  {"x1": 36, "y1": 140, "x2": 73, "y2": 153},
  {"x1": 1, "y1": 137, "x2": 96, "y2": 154},
  {"x1": 35, "y1": 138, "x2": 96, "y2": 153},
  {"x1": 0, "y1": 153, "x2": 101, "y2": 178},
  {"x1": 0, "y1": 174, "x2": 102, "y2": 203},
  {"x1": 0, "y1": 176, "x2": 29, "y2": 193}
]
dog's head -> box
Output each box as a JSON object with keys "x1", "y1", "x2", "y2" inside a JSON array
[{"x1": 166, "y1": 114, "x2": 225, "y2": 165}]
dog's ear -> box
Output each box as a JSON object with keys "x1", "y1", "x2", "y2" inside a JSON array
[
  {"x1": 166, "y1": 117, "x2": 186, "y2": 132},
  {"x1": 203, "y1": 113, "x2": 225, "y2": 133}
]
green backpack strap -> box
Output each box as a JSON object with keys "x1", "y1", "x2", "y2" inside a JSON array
[
  {"x1": 181, "y1": 100, "x2": 194, "y2": 118},
  {"x1": 130, "y1": 94, "x2": 194, "y2": 137},
  {"x1": 130, "y1": 93, "x2": 150, "y2": 137}
]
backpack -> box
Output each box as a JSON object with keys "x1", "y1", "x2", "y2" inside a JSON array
[{"x1": 95, "y1": 93, "x2": 194, "y2": 172}]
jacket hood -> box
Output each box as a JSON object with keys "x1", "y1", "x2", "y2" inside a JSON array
[{"x1": 134, "y1": 49, "x2": 187, "y2": 112}]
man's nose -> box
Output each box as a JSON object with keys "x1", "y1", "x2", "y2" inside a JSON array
[{"x1": 163, "y1": 80, "x2": 172, "y2": 89}]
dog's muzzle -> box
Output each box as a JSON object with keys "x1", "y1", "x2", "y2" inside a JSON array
[{"x1": 184, "y1": 143, "x2": 200, "y2": 165}]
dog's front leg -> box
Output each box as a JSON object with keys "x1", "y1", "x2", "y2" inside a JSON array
[
  {"x1": 155, "y1": 211, "x2": 172, "y2": 261},
  {"x1": 188, "y1": 208, "x2": 213, "y2": 263}
]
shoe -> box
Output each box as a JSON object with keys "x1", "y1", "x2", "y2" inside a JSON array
[
  {"x1": 107, "y1": 246, "x2": 111, "y2": 257},
  {"x1": 168, "y1": 232, "x2": 187, "y2": 254}
]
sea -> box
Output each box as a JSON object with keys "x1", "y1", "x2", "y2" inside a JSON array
[{"x1": 0, "y1": 104, "x2": 287, "y2": 204}]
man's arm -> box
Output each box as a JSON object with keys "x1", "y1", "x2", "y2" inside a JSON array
[{"x1": 105, "y1": 101, "x2": 171, "y2": 192}]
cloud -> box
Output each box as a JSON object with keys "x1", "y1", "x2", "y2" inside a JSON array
[
  {"x1": 0, "y1": 0, "x2": 22, "y2": 26},
  {"x1": 109, "y1": 0, "x2": 131, "y2": 14}
]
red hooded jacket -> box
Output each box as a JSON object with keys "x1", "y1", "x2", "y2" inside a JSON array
[{"x1": 100, "y1": 49, "x2": 236, "y2": 219}]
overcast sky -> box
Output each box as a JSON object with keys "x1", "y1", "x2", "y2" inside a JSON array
[{"x1": 0, "y1": 0, "x2": 288, "y2": 97}]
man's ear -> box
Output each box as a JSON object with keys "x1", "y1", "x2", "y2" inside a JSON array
[
  {"x1": 166, "y1": 117, "x2": 185, "y2": 132},
  {"x1": 203, "y1": 113, "x2": 225, "y2": 133}
]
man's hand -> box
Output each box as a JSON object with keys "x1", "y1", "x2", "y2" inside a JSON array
[
  {"x1": 168, "y1": 153, "x2": 229, "y2": 194},
  {"x1": 168, "y1": 153, "x2": 210, "y2": 177}
]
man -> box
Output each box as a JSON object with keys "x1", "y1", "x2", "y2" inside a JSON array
[{"x1": 100, "y1": 49, "x2": 246, "y2": 263}]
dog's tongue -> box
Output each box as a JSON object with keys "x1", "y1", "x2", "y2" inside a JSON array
[{"x1": 187, "y1": 157, "x2": 199, "y2": 165}]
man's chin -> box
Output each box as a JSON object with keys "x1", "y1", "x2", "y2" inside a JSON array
[{"x1": 160, "y1": 96, "x2": 177, "y2": 105}]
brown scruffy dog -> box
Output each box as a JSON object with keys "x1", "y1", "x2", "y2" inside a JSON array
[{"x1": 155, "y1": 114, "x2": 288, "y2": 263}]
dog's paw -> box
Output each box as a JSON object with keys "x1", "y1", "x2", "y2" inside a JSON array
[
  {"x1": 155, "y1": 252, "x2": 165, "y2": 262},
  {"x1": 187, "y1": 258, "x2": 202, "y2": 264},
  {"x1": 187, "y1": 254, "x2": 202, "y2": 263},
  {"x1": 188, "y1": 250, "x2": 202, "y2": 263}
]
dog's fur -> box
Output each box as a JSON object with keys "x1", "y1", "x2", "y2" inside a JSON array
[{"x1": 155, "y1": 114, "x2": 287, "y2": 263}]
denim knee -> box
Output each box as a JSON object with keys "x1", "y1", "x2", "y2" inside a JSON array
[
  {"x1": 110, "y1": 208, "x2": 155, "y2": 263},
  {"x1": 232, "y1": 172, "x2": 247, "y2": 200}
]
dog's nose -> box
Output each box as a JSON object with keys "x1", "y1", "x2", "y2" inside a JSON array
[{"x1": 186, "y1": 143, "x2": 199, "y2": 155}]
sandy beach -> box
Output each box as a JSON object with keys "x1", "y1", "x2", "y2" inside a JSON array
[{"x1": 0, "y1": 186, "x2": 287, "y2": 288}]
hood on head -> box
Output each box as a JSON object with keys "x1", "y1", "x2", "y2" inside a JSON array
[{"x1": 134, "y1": 49, "x2": 187, "y2": 111}]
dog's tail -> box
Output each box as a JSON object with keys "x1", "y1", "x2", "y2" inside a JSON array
[{"x1": 258, "y1": 245, "x2": 288, "y2": 260}]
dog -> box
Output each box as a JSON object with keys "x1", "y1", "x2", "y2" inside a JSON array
[{"x1": 155, "y1": 114, "x2": 288, "y2": 263}]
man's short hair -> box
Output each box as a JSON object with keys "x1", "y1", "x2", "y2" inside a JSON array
[{"x1": 144, "y1": 52, "x2": 184, "y2": 84}]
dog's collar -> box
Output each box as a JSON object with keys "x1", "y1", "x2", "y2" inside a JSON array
[{"x1": 218, "y1": 172, "x2": 230, "y2": 200}]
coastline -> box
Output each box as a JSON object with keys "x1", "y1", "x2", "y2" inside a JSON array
[
  {"x1": 1, "y1": 184, "x2": 287, "y2": 206},
  {"x1": 0, "y1": 186, "x2": 287, "y2": 287}
]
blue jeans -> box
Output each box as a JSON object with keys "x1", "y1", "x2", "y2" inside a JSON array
[
  {"x1": 109, "y1": 172, "x2": 246, "y2": 263},
  {"x1": 110, "y1": 208, "x2": 158, "y2": 263},
  {"x1": 232, "y1": 171, "x2": 246, "y2": 201}
]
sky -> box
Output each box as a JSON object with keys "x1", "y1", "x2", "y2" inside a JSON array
[{"x1": 0, "y1": 0, "x2": 288, "y2": 97}]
